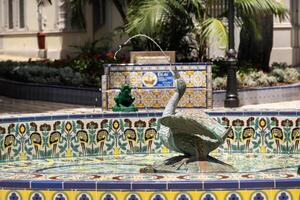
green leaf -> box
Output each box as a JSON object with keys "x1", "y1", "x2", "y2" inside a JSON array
[{"x1": 197, "y1": 17, "x2": 228, "y2": 48}]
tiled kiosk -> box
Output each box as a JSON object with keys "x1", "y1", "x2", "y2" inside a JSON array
[
  {"x1": 101, "y1": 63, "x2": 213, "y2": 110},
  {"x1": 0, "y1": 63, "x2": 299, "y2": 200}
]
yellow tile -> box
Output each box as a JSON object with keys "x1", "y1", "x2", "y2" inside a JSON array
[
  {"x1": 19, "y1": 190, "x2": 32, "y2": 199},
  {"x1": 274, "y1": 189, "x2": 299, "y2": 200},
  {"x1": 289, "y1": 189, "x2": 300, "y2": 200},
  {"x1": 51, "y1": 191, "x2": 69, "y2": 200},
  {"x1": 250, "y1": 190, "x2": 269, "y2": 200},
  {"x1": 28, "y1": 191, "x2": 46, "y2": 200},
  {"x1": 239, "y1": 190, "x2": 253, "y2": 200},
  {"x1": 223, "y1": 191, "x2": 243, "y2": 200},
  {"x1": 3, "y1": 190, "x2": 22, "y2": 200},
  {"x1": 99, "y1": 191, "x2": 121, "y2": 200},
  {"x1": 170, "y1": 191, "x2": 193, "y2": 200},
  {"x1": 191, "y1": 191, "x2": 204, "y2": 199}
]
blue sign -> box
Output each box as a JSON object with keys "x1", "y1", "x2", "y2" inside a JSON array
[{"x1": 142, "y1": 71, "x2": 174, "y2": 88}]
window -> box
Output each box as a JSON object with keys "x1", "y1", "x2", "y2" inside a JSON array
[
  {"x1": 19, "y1": 0, "x2": 25, "y2": 28},
  {"x1": 3, "y1": 0, "x2": 26, "y2": 30},
  {"x1": 8, "y1": 0, "x2": 13, "y2": 29}
]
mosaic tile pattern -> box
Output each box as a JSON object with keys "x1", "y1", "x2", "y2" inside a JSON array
[
  {"x1": 0, "y1": 189, "x2": 299, "y2": 200},
  {"x1": 0, "y1": 111, "x2": 300, "y2": 161},
  {"x1": 0, "y1": 117, "x2": 162, "y2": 161},
  {"x1": 214, "y1": 116, "x2": 300, "y2": 154},
  {"x1": 102, "y1": 63, "x2": 212, "y2": 110},
  {"x1": 0, "y1": 113, "x2": 300, "y2": 199},
  {"x1": 105, "y1": 89, "x2": 207, "y2": 110},
  {"x1": 0, "y1": 153, "x2": 298, "y2": 182}
]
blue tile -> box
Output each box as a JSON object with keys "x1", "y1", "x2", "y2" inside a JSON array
[
  {"x1": 204, "y1": 180, "x2": 239, "y2": 190},
  {"x1": 103, "y1": 113, "x2": 119, "y2": 119},
  {"x1": 0, "y1": 180, "x2": 30, "y2": 189},
  {"x1": 52, "y1": 115, "x2": 68, "y2": 120},
  {"x1": 132, "y1": 181, "x2": 167, "y2": 190},
  {"x1": 64, "y1": 181, "x2": 96, "y2": 190},
  {"x1": 207, "y1": 112, "x2": 225, "y2": 116},
  {"x1": 87, "y1": 114, "x2": 103, "y2": 119},
  {"x1": 68, "y1": 114, "x2": 86, "y2": 119},
  {"x1": 97, "y1": 181, "x2": 131, "y2": 190},
  {"x1": 243, "y1": 112, "x2": 262, "y2": 116},
  {"x1": 137, "y1": 112, "x2": 149, "y2": 118},
  {"x1": 121, "y1": 112, "x2": 139, "y2": 118},
  {"x1": 260, "y1": 111, "x2": 279, "y2": 116},
  {"x1": 278, "y1": 111, "x2": 298, "y2": 116},
  {"x1": 240, "y1": 180, "x2": 274, "y2": 189},
  {"x1": 275, "y1": 178, "x2": 300, "y2": 189},
  {"x1": 147, "y1": 112, "x2": 157, "y2": 117},
  {"x1": 34, "y1": 115, "x2": 52, "y2": 121},
  {"x1": 2, "y1": 117, "x2": 19, "y2": 123},
  {"x1": 155, "y1": 112, "x2": 163, "y2": 117},
  {"x1": 31, "y1": 181, "x2": 63, "y2": 189},
  {"x1": 225, "y1": 112, "x2": 244, "y2": 116},
  {"x1": 19, "y1": 116, "x2": 36, "y2": 122},
  {"x1": 168, "y1": 181, "x2": 202, "y2": 190}
]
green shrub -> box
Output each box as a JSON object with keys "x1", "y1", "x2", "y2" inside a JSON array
[
  {"x1": 213, "y1": 64, "x2": 299, "y2": 90},
  {"x1": 0, "y1": 61, "x2": 91, "y2": 87},
  {"x1": 271, "y1": 66, "x2": 300, "y2": 83},
  {"x1": 282, "y1": 68, "x2": 300, "y2": 83},
  {"x1": 212, "y1": 76, "x2": 227, "y2": 90},
  {"x1": 271, "y1": 68, "x2": 285, "y2": 82}
]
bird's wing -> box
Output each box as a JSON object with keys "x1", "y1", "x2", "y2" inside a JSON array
[{"x1": 159, "y1": 110, "x2": 229, "y2": 143}]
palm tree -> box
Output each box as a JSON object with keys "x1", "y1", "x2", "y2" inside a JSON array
[{"x1": 125, "y1": 0, "x2": 287, "y2": 64}]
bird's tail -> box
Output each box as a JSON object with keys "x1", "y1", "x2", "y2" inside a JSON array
[{"x1": 221, "y1": 126, "x2": 232, "y2": 142}]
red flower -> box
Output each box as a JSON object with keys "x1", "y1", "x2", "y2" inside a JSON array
[{"x1": 106, "y1": 51, "x2": 114, "y2": 58}]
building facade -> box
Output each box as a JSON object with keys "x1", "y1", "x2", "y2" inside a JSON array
[
  {"x1": 0, "y1": 0, "x2": 124, "y2": 59},
  {"x1": 0, "y1": 0, "x2": 299, "y2": 66}
]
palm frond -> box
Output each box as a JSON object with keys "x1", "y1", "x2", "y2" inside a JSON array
[
  {"x1": 126, "y1": 0, "x2": 187, "y2": 35},
  {"x1": 126, "y1": 0, "x2": 168, "y2": 34},
  {"x1": 235, "y1": 0, "x2": 288, "y2": 21},
  {"x1": 197, "y1": 18, "x2": 228, "y2": 47}
]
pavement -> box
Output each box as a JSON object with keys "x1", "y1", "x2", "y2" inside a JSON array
[{"x1": 0, "y1": 54, "x2": 42, "y2": 61}]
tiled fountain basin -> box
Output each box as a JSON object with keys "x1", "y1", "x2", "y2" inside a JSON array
[{"x1": 0, "y1": 110, "x2": 299, "y2": 200}]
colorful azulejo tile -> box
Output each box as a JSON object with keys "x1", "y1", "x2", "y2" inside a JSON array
[
  {"x1": 275, "y1": 191, "x2": 292, "y2": 200},
  {"x1": 30, "y1": 192, "x2": 45, "y2": 200},
  {"x1": 250, "y1": 192, "x2": 267, "y2": 200},
  {"x1": 100, "y1": 193, "x2": 117, "y2": 200},
  {"x1": 76, "y1": 193, "x2": 93, "y2": 200},
  {"x1": 7, "y1": 191, "x2": 21, "y2": 200},
  {"x1": 150, "y1": 193, "x2": 167, "y2": 200},
  {"x1": 125, "y1": 193, "x2": 141, "y2": 200},
  {"x1": 175, "y1": 193, "x2": 192, "y2": 200},
  {"x1": 53, "y1": 192, "x2": 68, "y2": 200},
  {"x1": 200, "y1": 193, "x2": 217, "y2": 200},
  {"x1": 226, "y1": 192, "x2": 242, "y2": 200}
]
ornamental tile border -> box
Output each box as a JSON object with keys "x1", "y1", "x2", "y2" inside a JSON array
[{"x1": 1, "y1": 189, "x2": 300, "y2": 200}]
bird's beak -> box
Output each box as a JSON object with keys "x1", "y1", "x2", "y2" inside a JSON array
[{"x1": 171, "y1": 66, "x2": 180, "y2": 79}]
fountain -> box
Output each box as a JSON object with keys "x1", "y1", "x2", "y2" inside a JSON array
[{"x1": 0, "y1": 35, "x2": 299, "y2": 200}]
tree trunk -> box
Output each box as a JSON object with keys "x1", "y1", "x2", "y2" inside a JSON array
[{"x1": 238, "y1": 13, "x2": 274, "y2": 72}]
